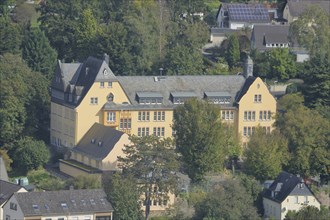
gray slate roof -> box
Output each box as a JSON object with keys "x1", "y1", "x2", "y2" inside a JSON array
[
  {"x1": 117, "y1": 75, "x2": 247, "y2": 107},
  {"x1": 252, "y1": 24, "x2": 290, "y2": 51},
  {"x1": 263, "y1": 171, "x2": 315, "y2": 203},
  {"x1": 72, "y1": 123, "x2": 125, "y2": 160},
  {"x1": 14, "y1": 189, "x2": 113, "y2": 216},
  {"x1": 287, "y1": 0, "x2": 330, "y2": 17},
  {"x1": 0, "y1": 180, "x2": 24, "y2": 205},
  {"x1": 51, "y1": 56, "x2": 117, "y2": 107}
]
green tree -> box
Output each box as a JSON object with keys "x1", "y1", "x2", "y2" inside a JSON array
[
  {"x1": 277, "y1": 103, "x2": 330, "y2": 177},
  {"x1": 165, "y1": 45, "x2": 204, "y2": 75},
  {"x1": 285, "y1": 205, "x2": 330, "y2": 220},
  {"x1": 267, "y1": 48, "x2": 297, "y2": 80},
  {"x1": 226, "y1": 34, "x2": 240, "y2": 69},
  {"x1": 206, "y1": 57, "x2": 230, "y2": 75},
  {"x1": 290, "y1": 5, "x2": 330, "y2": 59},
  {"x1": 173, "y1": 99, "x2": 227, "y2": 183},
  {"x1": 194, "y1": 179, "x2": 261, "y2": 220},
  {"x1": 38, "y1": 0, "x2": 82, "y2": 61},
  {"x1": 21, "y1": 26, "x2": 58, "y2": 80},
  {"x1": 302, "y1": 55, "x2": 330, "y2": 107},
  {"x1": 65, "y1": 175, "x2": 101, "y2": 189},
  {"x1": 238, "y1": 174, "x2": 263, "y2": 214},
  {"x1": 0, "y1": 17, "x2": 22, "y2": 55},
  {"x1": 0, "y1": 53, "x2": 51, "y2": 143},
  {"x1": 244, "y1": 128, "x2": 289, "y2": 181},
  {"x1": 103, "y1": 173, "x2": 143, "y2": 220},
  {"x1": 118, "y1": 135, "x2": 179, "y2": 220},
  {"x1": 12, "y1": 137, "x2": 50, "y2": 173},
  {"x1": 75, "y1": 8, "x2": 100, "y2": 61}
]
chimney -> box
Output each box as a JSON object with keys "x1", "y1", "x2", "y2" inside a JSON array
[
  {"x1": 243, "y1": 55, "x2": 253, "y2": 78},
  {"x1": 103, "y1": 53, "x2": 110, "y2": 66}
]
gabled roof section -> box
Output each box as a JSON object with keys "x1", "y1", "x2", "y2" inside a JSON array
[
  {"x1": 0, "y1": 180, "x2": 24, "y2": 205},
  {"x1": 263, "y1": 171, "x2": 316, "y2": 203},
  {"x1": 235, "y1": 76, "x2": 256, "y2": 103},
  {"x1": 287, "y1": 0, "x2": 330, "y2": 17},
  {"x1": 72, "y1": 123, "x2": 126, "y2": 160},
  {"x1": 51, "y1": 57, "x2": 118, "y2": 107},
  {"x1": 252, "y1": 25, "x2": 290, "y2": 50},
  {"x1": 14, "y1": 189, "x2": 113, "y2": 216}
]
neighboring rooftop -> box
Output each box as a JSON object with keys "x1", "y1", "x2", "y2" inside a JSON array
[
  {"x1": 14, "y1": 189, "x2": 113, "y2": 216},
  {"x1": 252, "y1": 24, "x2": 290, "y2": 51},
  {"x1": 0, "y1": 180, "x2": 24, "y2": 205},
  {"x1": 72, "y1": 123, "x2": 126, "y2": 160},
  {"x1": 286, "y1": 0, "x2": 330, "y2": 17},
  {"x1": 218, "y1": 3, "x2": 270, "y2": 23}
]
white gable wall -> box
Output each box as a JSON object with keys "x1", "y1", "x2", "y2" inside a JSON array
[
  {"x1": 3, "y1": 195, "x2": 24, "y2": 220},
  {"x1": 264, "y1": 195, "x2": 321, "y2": 220}
]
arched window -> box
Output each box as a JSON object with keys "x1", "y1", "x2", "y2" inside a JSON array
[{"x1": 107, "y1": 93, "x2": 114, "y2": 102}]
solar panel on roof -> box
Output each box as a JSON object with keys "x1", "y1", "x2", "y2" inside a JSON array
[{"x1": 228, "y1": 4, "x2": 269, "y2": 22}]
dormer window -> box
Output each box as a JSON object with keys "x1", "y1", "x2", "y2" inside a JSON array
[
  {"x1": 103, "y1": 68, "x2": 108, "y2": 76},
  {"x1": 136, "y1": 92, "x2": 163, "y2": 105},
  {"x1": 204, "y1": 92, "x2": 231, "y2": 104},
  {"x1": 170, "y1": 92, "x2": 197, "y2": 104}
]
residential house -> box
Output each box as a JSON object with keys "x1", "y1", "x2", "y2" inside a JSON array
[
  {"x1": 283, "y1": 0, "x2": 330, "y2": 24},
  {"x1": 59, "y1": 123, "x2": 130, "y2": 177},
  {"x1": 251, "y1": 24, "x2": 290, "y2": 51},
  {"x1": 50, "y1": 55, "x2": 276, "y2": 148},
  {"x1": 3, "y1": 189, "x2": 113, "y2": 220},
  {"x1": 263, "y1": 171, "x2": 321, "y2": 220},
  {"x1": 0, "y1": 180, "x2": 27, "y2": 220},
  {"x1": 216, "y1": 3, "x2": 270, "y2": 29},
  {"x1": 250, "y1": 24, "x2": 310, "y2": 62}
]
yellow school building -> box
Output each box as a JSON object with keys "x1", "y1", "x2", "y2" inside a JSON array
[{"x1": 50, "y1": 55, "x2": 276, "y2": 150}]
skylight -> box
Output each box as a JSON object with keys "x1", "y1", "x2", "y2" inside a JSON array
[{"x1": 61, "y1": 203, "x2": 68, "y2": 209}]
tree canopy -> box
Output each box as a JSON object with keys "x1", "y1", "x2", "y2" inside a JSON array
[
  {"x1": 103, "y1": 173, "x2": 143, "y2": 220},
  {"x1": 244, "y1": 128, "x2": 289, "y2": 181},
  {"x1": 118, "y1": 135, "x2": 179, "y2": 219},
  {"x1": 194, "y1": 179, "x2": 261, "y2": 220},
  {"x1": 22, "y1": 26, "x2": 58, "y2": 81},
  {"x1": 290, "y1": 5, "x2": 330, "y2": 60},
  {"x1": 276, "y1": 94, "x2": 330, "y2": 177},
  {"x1": 12, "y1": 136, "x2": 50, "y2": 173},
  {"x1": 285, "y1": 205, "x2": 330, "y2": 220},
  {"x1": 173, "y1": 99, "x2": 237, "y2": 183}
]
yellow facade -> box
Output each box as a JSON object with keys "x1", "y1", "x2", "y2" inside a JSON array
[
  {"x1": 50, "y1": 57, "x2": 276, "y2": 150},
  {"x1": 51, "y1": 77, "x2": 276, "y2": 148},
  {"x1": 237, "y1": 77, "x2": 277, "y2": 144}
]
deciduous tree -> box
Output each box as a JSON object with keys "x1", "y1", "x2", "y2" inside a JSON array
[
  {"x1": 290, "y1": 5, "x2": 330, "y2": 59},
  {"x1": 285, "y1": 205, "x2": 329, "y2": 220},
  {"x1": 277, "y1": 102, "x2": 330, "y2": 177},
  {"x1": 103, "y1": 173, "x2": 143, "y2": 220},
  {"x1": 118, "y1": 135, "x2": 179, "y2": 220},
  {"x1": 194, "y1": 179, "x2": 261, "y2": 220},
  {"x1": 12, "y1": 137, "x2": 50, "y2": 173},
  {"x1": 173, "y1": 99, "x2": 228, "y2": 183},
  {"x1": 226, "y1": 34, "x2": 240, "y2": 69},
  {"x1": 244, "y1": 128, "x2": 289, "y2": 181}
]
